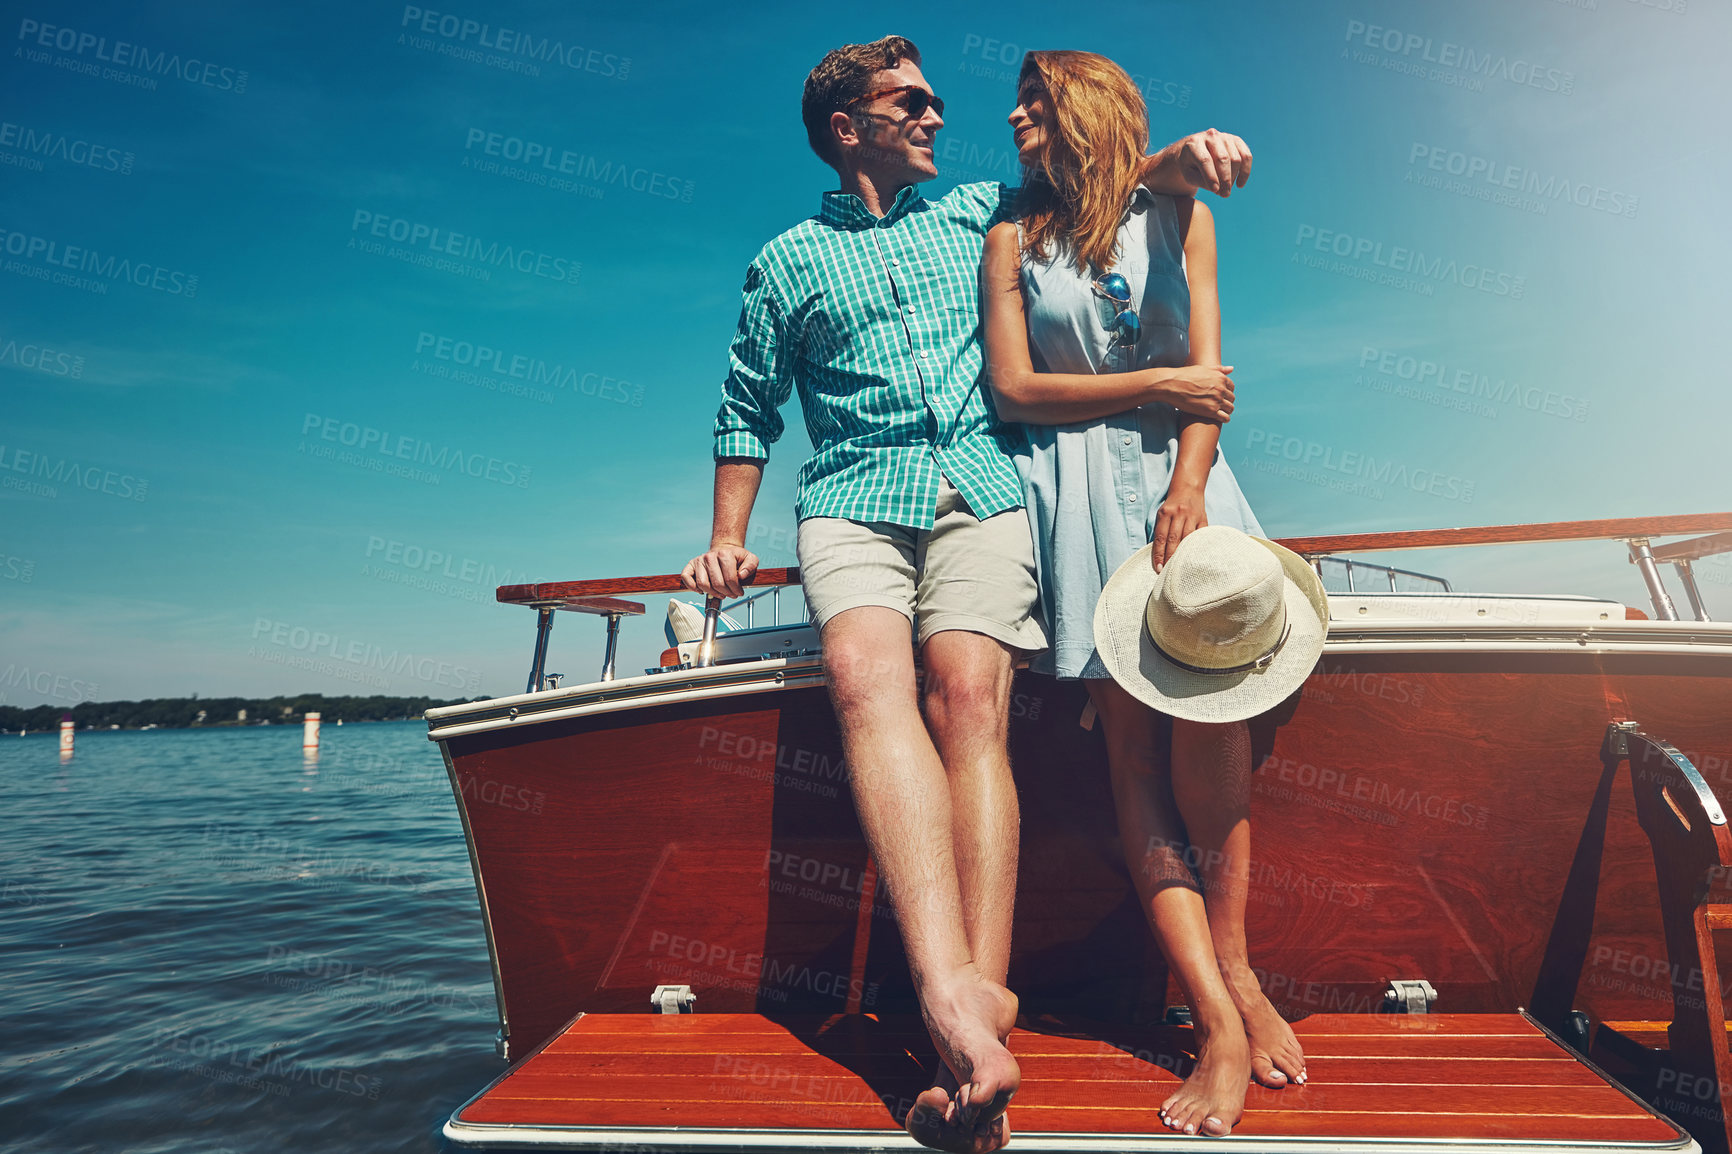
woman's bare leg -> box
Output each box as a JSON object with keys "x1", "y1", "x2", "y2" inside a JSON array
[
  {"x1": 1169, "y1": 717, "x2": 1306, "y2": 1088},
  {"x1": 1089, "y1": 679, "x2": 1248, "y2": 1137}
]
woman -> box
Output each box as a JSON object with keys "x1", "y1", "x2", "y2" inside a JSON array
[{"x1": 980, "y1": 51, "x2": 1304, "y2": 1138}]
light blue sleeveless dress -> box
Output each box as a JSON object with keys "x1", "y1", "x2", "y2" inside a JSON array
[{"x1": 1016, "y1": 187, "x2": 1264, "y2": 680}]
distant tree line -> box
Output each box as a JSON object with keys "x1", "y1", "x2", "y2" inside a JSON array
[{"x1": 0, "y1": 694, "x2": 486, "y2": 732}]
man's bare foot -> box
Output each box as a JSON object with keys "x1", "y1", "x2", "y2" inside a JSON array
[
  {"x1": 1159, "y1": 1011, "x2": 1249, "y2": 1137},
  {"x1": 907, "y1": 1063, "x2": 1010, "y2": 1154},
  {"x1": 904, "y1": 967, "x2": 1019, "y2": 1153},
  {"x1": 1222, "y1": 958, "x2": 1306, "y2": 1088}
]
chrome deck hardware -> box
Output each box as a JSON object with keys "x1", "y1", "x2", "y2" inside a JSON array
[
  {"x1": 1605, "y1": 719, "x2": 1641, "y2": 758},
  {"x1": 1383, "y1": 978, "x2": 1438, "y2": 1014},
  {"x1": 694, "y1": 596, "x2": 722, "y2": 668},
  {"x1": 526, "y1": 607, "x2": 555, "y2": 694},
  {"x1": 1312, "y1": 556, "x2": 1451, "y2": 594},
  {"x1": 694, "y1": 587, "x2": 810, "y2": 669},
  {"x1": 1606, "y1": 720, "x2": 1726, "y2": 826},
  {"x1": 1650, "y1": 530, "x2": 1731, "y2": 623},
  {"x1": 1674, "y1": 560, "x2": 1710, "y2": 622},
  {"x1": 651, "y1": 984, "x2": 696, "y2": 1015},
  {"x1": 1624, "y1": 538, "x2": 1681, "y2": 621},
  {"x1": 520, "y1": 596, "x2": 647, "y2": 692}
]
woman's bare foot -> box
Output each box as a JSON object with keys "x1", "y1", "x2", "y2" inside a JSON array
[
  {"x1": 905, "y1": 966, "x2": 1019, "y2": 1153},
  {"x1": 1160, "y1": 1010, "x2": 1250, "y2": 1137},
  {"x1": 1222, "y1": 959, "x2": 1306, "y2": 1087}
]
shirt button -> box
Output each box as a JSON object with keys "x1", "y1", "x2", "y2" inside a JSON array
[
  {"x1": 1126, "y1": 493, "x2": 1139, "y2": 502},
  {"x1": 905, "y1": 306, "x2": 915, "y2": 315},
  {"x1": 891, "y1": 259, "x2": 901, "y2": 267},
  {"x1": 1122, "y1": 436, "x2": 1133, "y2": 445},
  {"x1": 918, "y1": 350, "x2": 931, "y2": 359}
]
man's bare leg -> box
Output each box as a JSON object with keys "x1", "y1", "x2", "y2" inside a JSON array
[
  {"x1": 822, "y1": 608, "x2": 1017, "y2": 1154},
  {"x1": 1090, "y1": 680, "x2": 1248, "y2": 1137},
  {"x1": 903, "y1": 629, "x2": 1021, "y2": 1152},
  {"x1": 1170, "y1": 718, "x2": 1306, "y2": 1088}
]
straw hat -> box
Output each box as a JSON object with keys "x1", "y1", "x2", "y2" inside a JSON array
[{"x1": 1093, "y1": 525, "x2": 1328, "y2": 723}]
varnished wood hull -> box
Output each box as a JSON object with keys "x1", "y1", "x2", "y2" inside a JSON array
[{"x1": 432, "y1": 646, "x2": 1732, "y2": 1066}]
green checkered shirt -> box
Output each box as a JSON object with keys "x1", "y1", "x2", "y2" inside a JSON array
[{"x1": 713, "y1": 181, "x2": 1027, "y2": 530}]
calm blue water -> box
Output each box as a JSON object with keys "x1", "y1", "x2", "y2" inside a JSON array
[{"x1": 0, "y1": 722, "x2": 502, "y2": 1152}]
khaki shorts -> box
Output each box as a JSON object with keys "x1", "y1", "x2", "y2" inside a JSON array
[{"x1": 796, "y1": 476, "x2": 1049, "y2": 653}]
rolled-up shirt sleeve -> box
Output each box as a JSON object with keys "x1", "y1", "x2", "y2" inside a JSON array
[{"x1": 713, "y1": 258, "x2": 790, "y2": 462}]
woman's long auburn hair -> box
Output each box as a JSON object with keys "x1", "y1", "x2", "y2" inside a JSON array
[{"x1": 1015, "y1": 51, "x2": 1149, "y2": 274}]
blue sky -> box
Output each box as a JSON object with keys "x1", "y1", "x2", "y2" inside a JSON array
[{"x1": 2, "y1": 0, "x2": 1728, "y2": 707}]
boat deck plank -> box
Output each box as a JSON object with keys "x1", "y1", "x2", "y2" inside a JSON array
[{"x1": 452, "y1": 1012, "x2": 1685, "y2": 1145}]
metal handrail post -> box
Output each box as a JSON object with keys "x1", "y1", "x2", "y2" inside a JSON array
[
  {"x1": 1674, "y1": 560, "x2": 1711, "y2": 622},
  {"x1": 600, "y1": 612, "x2": 624, "y2": 681},
  {"x1": 526, "y1": 606, "x2": 555, "y2": 693},
  {"x1": 695, "y1": 596, "x2": 722, "y2": 668},
  {"x1": 1626, "y1": 539, "x2": 1680, "y2": 620}
]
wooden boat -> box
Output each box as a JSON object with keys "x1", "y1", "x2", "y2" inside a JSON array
[{"x1": 426, "y1": 512, "x2": 1732, "y2": 1151}]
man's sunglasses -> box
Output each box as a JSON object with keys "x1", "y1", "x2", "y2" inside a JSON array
[{"x1": 851, "y1": 84, "x2": 944, "y2": 120}]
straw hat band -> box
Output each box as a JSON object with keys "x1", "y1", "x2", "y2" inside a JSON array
[
  {"x1": 1094, "y1": 525, "x2": 1331, "y2": 725},
  {"x1": 1152, "y1": 619, "x2": 1292, "y2": 676}
]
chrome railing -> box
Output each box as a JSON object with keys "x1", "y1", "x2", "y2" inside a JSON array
[
  {"x1": 1311, "y1": 556, "x2": 1451, "y2": 594},
  {"x1": 694, "y1": 586, "x2": 810, "y2": 668}
]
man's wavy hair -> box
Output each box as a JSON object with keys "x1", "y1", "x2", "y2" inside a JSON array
[
  {"x1": 802, "y1": 36, "x2": 921, "y2": 168},
  {"x1": 1015, "y1": 51, "x2": 1149, "y2": 273}
]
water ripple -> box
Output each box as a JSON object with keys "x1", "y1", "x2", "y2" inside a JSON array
[{"x1": 0, "y1": 723, "x2": 500, "y2": 1152}]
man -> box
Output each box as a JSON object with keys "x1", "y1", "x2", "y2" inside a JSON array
[{"x1": 681, "y1": 36, "x2": 1251, "y2": 1153}]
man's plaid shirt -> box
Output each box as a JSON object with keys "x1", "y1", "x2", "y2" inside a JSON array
[{"x1": 713, "y1": 181, "x2": 1027, "y2": 530}]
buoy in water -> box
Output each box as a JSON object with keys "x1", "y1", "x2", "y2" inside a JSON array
[
  {"x1": 303, "y1": 711, "x2": 321, "y2": 751},
  {"x1": 59, "y1": 714, "x2": 73, "y2": 760}
]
